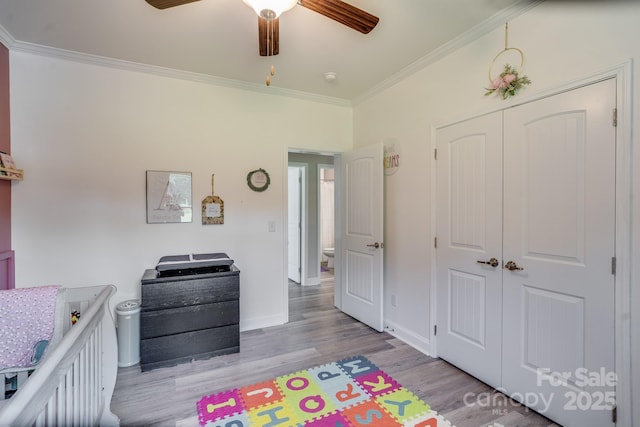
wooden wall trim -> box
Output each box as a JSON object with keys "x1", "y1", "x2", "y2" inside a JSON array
[
  {"x1": 0, "y1": 249, "x2": 15, "y2": 289},
  {"x1": 0, "y1": 42, "x2": 11, "y2": 252}
]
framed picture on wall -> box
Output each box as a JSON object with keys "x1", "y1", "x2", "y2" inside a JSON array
[{"x1": 146, "y1": 170, "x2": 193, "y2": 223}]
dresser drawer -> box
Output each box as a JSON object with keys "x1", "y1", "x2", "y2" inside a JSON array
[
  {"x1": 141, "y1": 274, "x2": 239, "y2": 311},
  {"x1": 140, "y1": 325, "x2": 240, "y2": 371},
  {"x1": 141, "y1": 300, "x2": 239, "y2": 339}
]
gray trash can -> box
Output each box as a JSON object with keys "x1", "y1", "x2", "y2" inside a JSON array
[{"x1": 116, "y1": 300, "x2": 141, "y2": 367}]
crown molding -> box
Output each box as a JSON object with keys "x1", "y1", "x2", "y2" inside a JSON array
[
  {"x1": 352, "y1": 0, "x2": 544, "y2": 106},
  {"x1": 0, "y1": 24, "x2": 16, "y2": 49},
  {"x1": 2, "y1": 27, "x2": 351, "y2": 108}
]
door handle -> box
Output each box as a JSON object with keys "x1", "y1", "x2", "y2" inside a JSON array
[
  {"x1": 477, "y1": 258, "x2": 499, "y2": 267},
  {"x1": 504, "y1": 260, "x2": 524, "y2": 271},
  {"x1": 366, "y1": 242, "x2": 380, "y2": 249}
]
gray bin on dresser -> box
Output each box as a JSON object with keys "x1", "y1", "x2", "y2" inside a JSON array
[{"x1": 139, "y1": 266, "x2": 240, "y2": 371}]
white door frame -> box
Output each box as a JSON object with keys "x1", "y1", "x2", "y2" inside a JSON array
[
  {"x1": 288, "y1": 162, "x2": 308, "y2": 286},
  {"x1": 430, "y1": 61, "x2": 633, "y2": 426},
  {"x1": 287, "y1": 166, "x2": 302, "y2": 283},
  {"x1": 333, "y1": 154, "x2": 343, "y2": 309},
  {"x1": 284, "y1": 150, "x2": 343, "y2": 316}
]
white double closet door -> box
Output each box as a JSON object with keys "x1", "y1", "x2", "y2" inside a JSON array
[{"x1": 435, "y1": 79, "x2": 616, "y2": 426}]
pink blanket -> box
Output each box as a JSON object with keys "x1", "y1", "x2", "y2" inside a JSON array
[{"x1": 0, "y1": 285, "x2": 60, "y2": 370}]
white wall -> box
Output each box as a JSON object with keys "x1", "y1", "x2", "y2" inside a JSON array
[
  {"x1": 354, "y1": 0, "x2": 639, "y2": 420},
  {"x1": 10, "y1": 51, "x2": 352, "y2": 330}
]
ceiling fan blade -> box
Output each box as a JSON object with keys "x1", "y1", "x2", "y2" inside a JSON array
[
  {"x1": 145, "y1": 0, "x2": 200, "y2": 10},
  {"x1": 258, "y1": 17, "x2": 280, "y2": 56},
  {"x1": 299, "y1": 0, "x2": 379, "y2": 34}
]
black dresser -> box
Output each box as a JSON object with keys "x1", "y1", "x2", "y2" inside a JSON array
[{"x1": 139, "y1": 266, "x2": 240, "y2": 371}]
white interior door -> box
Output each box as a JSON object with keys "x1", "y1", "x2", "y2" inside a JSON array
[
  {"x1": 340, "y1": 143, "x2": 384, "y2": 332},
  {"x1": 502, "y1": 78, "x2": 616, "y2": 426},
  {"x1": 435, "y1": 112, "x2": 503, "y2": 388},
  {"x1": 288, "y1": 166, "x2": 301, "y2": 283}
]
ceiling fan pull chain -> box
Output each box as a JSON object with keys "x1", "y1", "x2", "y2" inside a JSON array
[
  {"x1": 504, "y1": 22, "x2": 509, "y2": 50},
  {"x1": 265, "y1": 19, "x2": 277, "y2": 86}
]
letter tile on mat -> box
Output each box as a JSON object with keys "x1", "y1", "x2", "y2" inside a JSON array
[
  {"x1": 341, "y1": 399, "x2": 403, "y2": 426},
  {"x1": 239, "y1": 380, "x2": 284, "y2": 410},
  {"x1": 304, "y1": 411, "x2": 351, "y2": 426},
  {"x1": 336, "y1": 355, "x2": 379, "y2": 378},
  {"x1": 247, "y1": 401, "x2": 297, "y2": 426},
  {"x1": 196, "y1": 390, "x2": 244, "y2": 425},
  {"x1": 376, "y1": 388, "x2": 431, "y2": 423},
  {"x1": 407, "y1": 412, "x2": 455, "y2": 427},
  {"x1": 275, "y1": 370, "x2": 336, "y2": 420},
  {"x1": 355, "y1": 370, "x2": 402, "y2": 397},
  {"x1": 307, "y1": 363, "x2": 369, "y2": 409},
  {"x1": 195, "y1": 355, "x2": 455, "y2": 427}
]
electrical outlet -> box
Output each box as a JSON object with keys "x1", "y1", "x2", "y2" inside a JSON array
[{"x1": 268, "y1": 221, "x2": 276, "y2": 232}]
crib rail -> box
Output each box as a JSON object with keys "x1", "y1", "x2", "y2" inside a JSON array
[{"x1": 0, "y1": 285, "x2": 120, "y2": 427}]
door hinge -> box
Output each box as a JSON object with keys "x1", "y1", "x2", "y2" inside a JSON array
[
  {"x1": 434, "y1": 148, "x2": 438, "y2": 160},
  {"x1": 613, "y1": 108, "x2": 618, "y2": 127},
  {"x1": 612, "y1": 404, "x2": 617, "y2": 423},
  {"x1": 434, "y1": 325, "x2": 437, "y2": 336},
  {"x1": 611, "y1": 257, "x2": 616, "y2": 275},
  {"x1": 434, "y1": 237, "x2": 437, "y2": 249}
]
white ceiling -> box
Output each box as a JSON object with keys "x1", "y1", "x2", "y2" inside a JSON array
[{"x1": 0, "y1": 0, "x2": 534, "y2": 101}]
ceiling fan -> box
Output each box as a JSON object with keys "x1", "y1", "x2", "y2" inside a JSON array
[{"x1": 145, "y1": 0, "x2": 379, "y2": 56}]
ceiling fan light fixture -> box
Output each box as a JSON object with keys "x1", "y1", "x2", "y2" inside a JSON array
[{"x1": 242, "y1": 0, "x2": 297, "y2": 19}]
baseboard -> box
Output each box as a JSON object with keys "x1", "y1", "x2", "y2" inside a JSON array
[
  {"x1": 383, "y1": 319, "x2": 433, "y2": 356},
  {"x1": 302, "y1": 276, "x2": 321, "y2": 286},
  {"x1": 240, "y1": 313, "x2": 287, "y2": 332}
]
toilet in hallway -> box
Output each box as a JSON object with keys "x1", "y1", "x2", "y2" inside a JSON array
[{"x1": 322, "y1": 248, "x2": 334, "y2": 268}]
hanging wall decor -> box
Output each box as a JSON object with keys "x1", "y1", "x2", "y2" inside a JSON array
[
  {"x1": 246, "y1": 168, "x2": 270, "y2": 192},
  {"x1": 383, "y1": 139, "x2": 401, "y2": 176},
  {"x1": 146, "y1": 170, "x2": 193, "y2": 224},
  {"x1": 202, "y1": 174, "x2": 224, "y2": 225},
  {"x1": 484, "y1": 23, "x2": 531, "y2": 100}
]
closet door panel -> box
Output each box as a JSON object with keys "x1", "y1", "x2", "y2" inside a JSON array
[
  {"x1": 435, "y1": 112, "x2": 503, "y2": 388},
  {"x1": 502, "y1": 78, "x2": 616, "y2": 426}
]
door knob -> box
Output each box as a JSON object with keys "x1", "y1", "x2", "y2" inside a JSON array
[
  {"x1": 366, "y1": 242, "x2": 380, "y2": 249},
  {"x1": 504, "y1": 260, "x2": 524, "y2": 271},
  {"x1": 477, "y1": 258, "x2": 499, "y2": 267}
]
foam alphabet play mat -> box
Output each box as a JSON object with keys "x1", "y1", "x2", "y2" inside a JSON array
[{"x1": 197, "y1": 355, "x2": 453, "y2": 426}]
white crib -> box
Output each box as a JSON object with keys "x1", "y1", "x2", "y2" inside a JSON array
[{"x1": 0, "y1": 285, "x2": 120, "y2": 427}]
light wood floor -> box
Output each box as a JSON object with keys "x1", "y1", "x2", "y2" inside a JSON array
[{"x1": 111, "y1": 277, "x2": 559, "y2": 427}]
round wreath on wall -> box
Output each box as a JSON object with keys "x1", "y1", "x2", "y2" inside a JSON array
[
  {"x1": 246, "y1": 168, "x2": 271, "y2": 192},
  {"x1": 484, "y1": 23, "x2": 531, "y2": 100},
  {"x1": 485, "y1": 63, "x2": 531, "y2": 99}
]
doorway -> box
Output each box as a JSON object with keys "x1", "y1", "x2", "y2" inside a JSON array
[
  {"x1": 286, "y1": 145, "x2": 385, "y2": 332},
  {"x1": 319, "y1": 164, "x2": 335, "y2": 281},
  {"x1": 288, "y1": 152, "x2": 334, "y2": 287}
]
